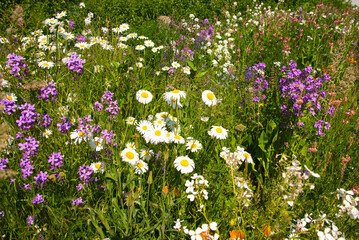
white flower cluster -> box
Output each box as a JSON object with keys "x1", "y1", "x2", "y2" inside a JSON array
[
  {"x1": 335, "y1": 188, "x2": 359, "y2": 220},
  {"x1": 234, "y1": 177, "x2": 253, "y2": 207},
  {"x1": 278, "y1": 154, "x2": 319, "y2": 206},
  {"x1": 285, "y1": 213, "x2": 345, "y2": 240},
  {"x1": 220, "y1": 146, "x2": 253, "y2": 167},
  {"x1": 174, "y1": 219, "x2": 219, "y2": 240},
  {"x1": 185, "y1": 174, "x2": 209, "y2": 202}
]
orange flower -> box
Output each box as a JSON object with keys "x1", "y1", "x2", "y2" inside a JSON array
[
  {"x1": 227, "y1": 229, "x2": 245, "y2": 240},
  {"x1": 162, "y1": 186, "x2": 169, "y2": 195},
  {"x1": 263, "y1": 225, "x2": 271, "y2": 237}
]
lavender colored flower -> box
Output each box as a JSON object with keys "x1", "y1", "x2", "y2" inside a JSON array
[
  {"x1": 31, "y1": 194, "x2": 44, "y2": 204},
  {"x1": 6, "y1": 53, "x2": 28, "y2": 79},
  {"x1": 76, "y1": 183, "x2": 84, "y2": 191},
  {"x1": 203, "y1": 18, "x2": 209, "y2": 24},
  {"x1": 37, "y1": 82, "x2": 58, "y2": 101},
  {"x1": 0, "y1": 210, "x2": 4, "y2": 218},
  {"x1": 72, "y1": 197, "x2": 84, "y2": 206},
  {"x1": 57, "y1": 117, "x2": 73, "y2": 134},
  {"x1": 23, "y1": 183, "x2": 32, "y2": 190},
  {"x1": 0, "y1": 98, "x2": 17, "y2": 115},
  {"x1": 16, "y1": 103, "x2": 39, "y2": 131},
  {"x1": 48, "y1": 152, "x2": 64, "y2": 170},
  {"x1": 0, "y1": 158, "x2": 8, "y2": 170},
  {"x1": 34, "y1": 171, "x2": 48, "y2": 188},
  {"x1": 64, "y1": 53, "x2": 85, "y2": 75},
  {"x1": 78, "y1": 165, "x2": 93, "y2": 184},
  {"x1": 18, "y1": 136, "x2": 39, "y2": 179},
  {"x1": 68, "y1": 20, "x2": 75, "y2": 29},
  {"x1": 26, "y1": 215, "x2": 34, "y2": 226},
  {"x1": 40, "y1": 114, "x2": 53, "y2": 128}
]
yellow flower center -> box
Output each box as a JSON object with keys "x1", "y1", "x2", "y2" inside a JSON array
[
  {"x1": 207, "y1": 92, "x2": 215, "y2": 100},
  {"x1": 171, "y1": 99, "x2": 177, "y2": 103},
  {"x1": 45, "y1": 132, "x2": 50, "y2": 135},
  {"x1": 141, "y1": 92, "x2": 149, "y2": 98},
  {"x1": 43, "y1": 62, "x2": 49, "y2": 66},
  {"x1": 142, "y1": 126, "x2": 148, "y2": 130},
  {"x1": 173, "y1": 90, "x2": 180, "y2": 93},
  {"x1": 191, "y1": 144, "x2": 197, "y2": 149},
  {"x1": 128, "y1": 145, "x2": 133, "y2": 148},
  {"x1": 144, "y1": 151, "x2": 149, "y2": 156},
  {"x1": 161, "y1": 114, "x2": 167, "y2": 118},
  {"x1": 157, "y1": 120, "x2": 163, "y2": 124},
  {"x1": 166, "y1": 133, "x2": 171, "y2": 137},
  {"x1": 243, "y1": 153, "x2": 250, "y2": 159},
  {"x1": 216, "y1": 128, "x2": 223, "y2": 133},
  {"x1": 6, "y1": 96, "x2": 12, "y2": 100},
  {"x1": 95, "y1": 141, "x2": 101, "y2": 146},
  {"x1": 137, "y1": 162, "x2": 143, "y2": 168},
  {"x1": 78, "y1": 131, "x2": 85, "y2": 136},
  {"x1": 80, "y1": 44, "x2": 85, "y2": 48},
  {"x1": 155, "y1": 130, "x2": 161, "y2": 136},
  {"x1": 174, "y1": 135, "x2": 181, "y2": 140},
  {"x1": 180, "y1": 159, "x2": 189, "y2": 167},
  {"x1": 126, "y1": 152, "x2": 134, "y2": 159},
  {"x1": 95, "y1": 163, "x2": 101, "y2": 169}
]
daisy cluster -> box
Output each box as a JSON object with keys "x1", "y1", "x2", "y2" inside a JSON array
[
  {"x1": 285, "y1": 214, "x2": 345, "y2": 240},
  {"x1": 335, "y1": 189, "x2": 359, "y2": 220},
  {"x1": 185, "y1": 173, "x2": 209, "y2": 202},
  {"x1": 220, "y1": 146, "x2": 253, "y2": 167},
  {"x1": 174, "y1": 219, "x2": 219, "y2": 240},
  {"x1": 278, "y1": 154, "x2": 319, "y2": 207}
]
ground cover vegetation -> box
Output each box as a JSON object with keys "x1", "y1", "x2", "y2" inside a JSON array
[{"x1": 0, "y1": 0, "x2": 359, "y2": 239}]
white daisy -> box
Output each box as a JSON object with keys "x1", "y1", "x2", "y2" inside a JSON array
[
  {"x1": 136, "y1": 90, "x2": 153, "y2": 104},
  {"x1": 90, "y1": 137, "x2": 104, "y2": 151},
  {"x1": 162, "y1": 66, "x2": 170, "y2": 71},
  {"x1": 155, "y1": 112, "x2": 169, "y2": 120},
  {"x1": 126, "y1": 142, "x2": 136, "y2": 149},
  {"x1": 127, "y1": 33, "x2": 137, "y2": 39},
  {"x1": 163, "y1": 89, "x2": 186, "y2": 102},
  {"x1": 63, "y1": 33, "x2": 74, "y2": 40},
  {"x1": 112, "y1": 27, "x2": 121, "y2": 33},
  {"x1": 56, "y1": 11, "x2": 67, "y2": 19},
  {"x1": 136, "y1": 62, "x2": 143, "y2": 68},
  {"x1": 167, "y1": 120, "x2": 180, "y2": 133},
  {"x1": 58, "y1": 105, "x2": 69, "y2": 116},
  {"x1": 119, "y1": 36, "x2": 127, "y2": 42},
  {"x1": 94, "y1": 65, "x2": 103, "y2": 73},
  {"x1": 126, "y1": 116, "x2": 136, "y2": 125},
  {"x1": 165, "y1": 98, "x2": 183, "y2": 109},
  {"x1": 183, "y1": 67, "x2": 191, "y2": 75},
  {"x1": 118, "y1": 43, "x2": 128, "y2": 49},
  {"x1": 140, "y1": 149, "x2": 154, "y2": 160},
  {"x1": 75, "y1": 42, "x2": 89, "y2": 49},
  {"x1": 152, "y1": 47, "x2": 158, "y2": 53},
  {"x1": 135, "y1": 45, "x2": 145, "y2": 51},
  {"x1": 144, "y1": 40, "x2": 154, "y2": 47},
  {"x1": 90, "y1": 162, "x2": 105, "y2": 173},
  {"x1": 4, "y1": 92, "x2": 17, "y2": 102},
  {"x1": 38, "y1": 61, "x2": 54, "y2": 69},
  {"x1": 136, "y1": 120, "x2": 153, "y2": 135},
  {"x1": 202, "y1": 90, "x2": 217, "y2": 106},
  {"x1": 208, "y1": 126, "x2": 228, "y2": 139},
  {"x1": 240, "y1": 151, "x2": 253, "y2": 164},
  {"x1": 174, "y1": 156, "x2": 195, "y2": 174},
  {"x1": 119, "y1": 23, "x2": 129, "y2": 32},
  {"x1": 144, "y1": 126, "x2": 167, "y2": 144},
  {"x1": 172, "y1": 62, "x2": 180, "y2": 69},
  {"x1": 121, "y1": 147, "x2": 139, "y2": 165},
  {"x1": 134, "y1": 160, "x2": 148, "y2": 174},
  {"x1": 201, "y1": 116, "x2": 209, "y2": 122},
  {"x1": 171, "y1": 134, "x2": 185, "y2": 144},
  {"x1": 43, "y1": 129, "x2": 52, "y2": 138},
  {"x1": 70, "y1": 129, "x2": 90, "y2": 144},
  {"x1": 138, "y1": 35, "x2": 148, "y2": 39},
  {"x1": 186, "y1": 139, "x2": 202, "y2": 152},
  {"x1": 154, "y1": 118, "x2": 166, "y2": 128}
]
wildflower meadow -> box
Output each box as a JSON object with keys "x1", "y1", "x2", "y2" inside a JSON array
[{"x1": 0, "y1": 0, "x2": 359, "y2": 239}]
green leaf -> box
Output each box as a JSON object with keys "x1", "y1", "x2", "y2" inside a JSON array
[{"x1": 258, "y1": 131, "x2": 268, "y2": 153}]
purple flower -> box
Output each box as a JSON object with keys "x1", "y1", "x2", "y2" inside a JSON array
[
  {"x1": 48, "y1": 152, "x2": 64, "y2": 170},
  {"x1": 75, "y1": 36, "x2": 86, "y2": 43},
  {"x1": 34, "y1": 171, "x2": 48, "y2": 188},
  {"x1": 57, "y1": 117, "x2": 73, "y2": 134},
  {"x1": 40, "y1": 114, "x2": 53, "y2": 128},
  {"x1": 26, "y1": 215, "x2": 34, "y2": 226},
  {"x1": 0, "y1": 158, "x2": 8, "y2": 170},
  {"x1": 203, "y1": 18, "x2": 209, "y2": 24},
  {"x1": 64, "y1": 53, "x2": 85, "y2": 75},
  {"x1": 76, "y1": 183, "x2": 84, "y2": 191},
  {"x1": 23, "y1": 183, "x2": 32, "y2": 190},
  {"x1": 72, "y1": 197, "x2": 83, "y2": 206},
  {"x1": 6, "y1": 53, "x2": 28, "y2": 79},
  {"x1": 0, "y1": 99, "x2": 17, "y2": 115},
  {"x1": 16, "y1": 103, "x2": 39, "y2": 131},
  {"x1": 31, "y1": 194, "x2": 44, "y2": 204},
  {"x1": 78, "y1": 165, "x2": 93, "y2": 184},
  {"x1": 37, "y1": 82, "x2": 58, "y2": 101},
  {"x1": 68, "y1": 20, "x2": 75, "y2": 29},
  {"x1": 0, "y1": 210, "x2": 4, "y2": 218}
]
